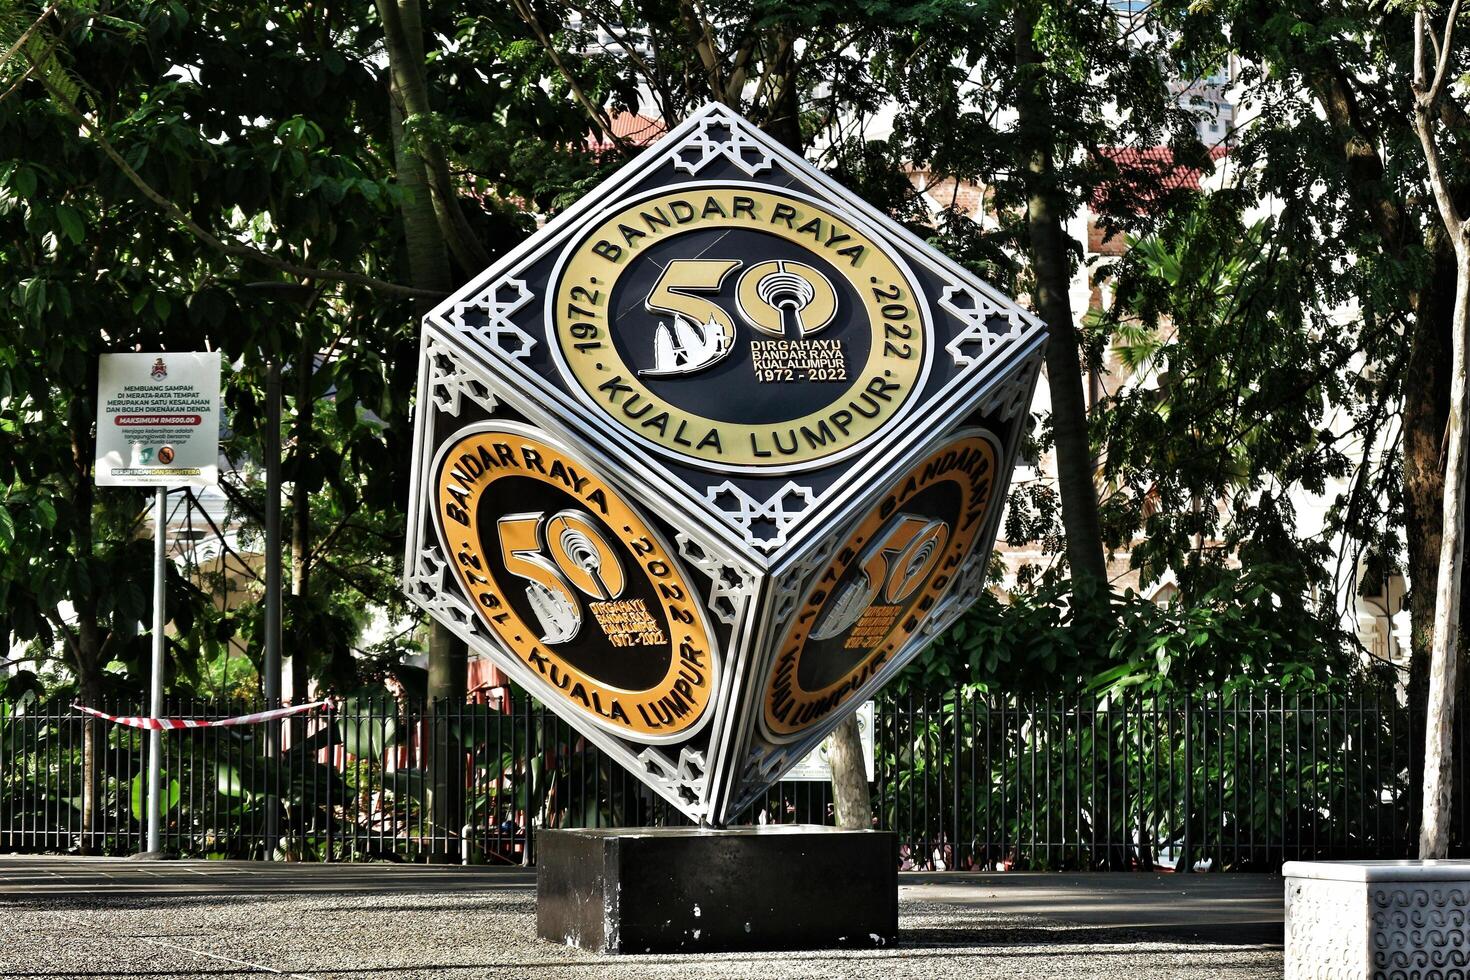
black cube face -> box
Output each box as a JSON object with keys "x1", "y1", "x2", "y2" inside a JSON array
[{"x1": 404, "y1": 105, "x2": 1044, "y2": 825}]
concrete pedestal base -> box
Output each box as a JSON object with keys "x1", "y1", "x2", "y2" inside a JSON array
[
  {"x1": 1284, "y1": 860, "x2": 1470, "y2": 978},
  {"x1": 536, "y1": 825, "x2": 898, "y2": 953}
]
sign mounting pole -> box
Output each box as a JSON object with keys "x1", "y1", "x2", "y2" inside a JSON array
[
  {"x1": 96, "y1": 350, "x2": 222, "y2": 857},
  {"x1": 147, "y1": 486, "x2": 167, "y2": 854},
  {"x1": 262, "y1": 358, "x2": 282, "y2": 858}
]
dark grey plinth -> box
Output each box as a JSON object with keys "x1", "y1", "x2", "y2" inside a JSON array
[{"x1": 536, "y1": 825, "x2": 898, "y2": 953}]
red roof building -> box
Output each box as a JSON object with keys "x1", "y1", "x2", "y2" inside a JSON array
[{"x1": 587, "y1": 111, "x2": 667, "y2": 155}]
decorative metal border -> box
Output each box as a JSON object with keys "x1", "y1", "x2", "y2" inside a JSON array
[
  {"x1": 768, "y1": 524, "x2": 845, "y2": 629},
  {"x1": 940, "y1": 284, "x2": 1031, "y2": 368},
  {"x1": 635, "y1": 746, "x2": 709, "y2": 809},
  {"x1": 676, "y1": 532, "x2": 757, "y2": 627},
  {"x1": 670, "y1": 114, "x2": 776, "y2": 176},
  {"x1": 425, "y1": 334, "x2": 501, "y2": 418},
  {"x1": 445, "y1": 278, "x2": 536, "y2": 359},
  {"x1": 702, "y1": 480, "x2": 815, "y2": 554},
  {"x1": 978, "y1": 351, "x2": 1042, "y2": 423}
]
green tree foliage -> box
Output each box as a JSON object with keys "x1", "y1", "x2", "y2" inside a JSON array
[
  {"x1": 1186, "y1": 0, "x2": 1464, "y2": 684},
  {"x1": 0, "y1": 0, "x2": 1415, "y2": 719},
  {"x1": 1095, "y1": 197, "x2": 1375, "y2": 612},
  {"x1": 0, "y1": 2, "x2": 598, "y2": 711}
]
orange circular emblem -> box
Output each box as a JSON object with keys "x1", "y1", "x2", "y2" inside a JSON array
[
  {"x1": 762, "y1": 431, "x2": 999, "y2": 740},
  {"x1": 431, "y1": 423, "x2": 717, "y2": 742}
]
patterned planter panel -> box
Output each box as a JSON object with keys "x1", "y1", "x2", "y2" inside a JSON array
[{"x1": 1285, "y1": 860, "x2": 1470, "y2": 980}]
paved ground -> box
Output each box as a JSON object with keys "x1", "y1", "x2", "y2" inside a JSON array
[{"x1": 0, "y1": 857, "x2": 1283, "y2": 979}]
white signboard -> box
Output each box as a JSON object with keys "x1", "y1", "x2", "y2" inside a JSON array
[
  {"x1": 783, "y1": 702, "x2": 876, "y2": 781},
  {"x1": 95, "y1": 352, "x2": 221, "y2": 487}
]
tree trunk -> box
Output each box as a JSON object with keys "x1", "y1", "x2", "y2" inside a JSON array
[
  {"x1": 760, "y1": 31, "x2": 802, "y2": 151},
  {"x1": 1014, "y1": 6, "x2": 1109, "y2": 604},
  {"x1": 1420, "y1": 245, "x2": 1470, "y2": 859},
  {"x1": 385, "y1": 72, "x2": 466, "y2": 717},
  {"x1": 1405, "y1": 246, "x2": 1455, "y2": 836},
  {"x1": 1411, "y1": 12, "x2": 1469, "y2": 858},
  {"x1": 77, "y1": 670, "x2": 104, "y2": 854},
  {"x1": 380, "y1": 1, "x2": 469, "y2": 860},
  {"x1": 1404, "y1": 254, "x2": 1456, "y2": 621},
  {"x1": 427, "y1": 619, "x2": 467, "y2": 862},
  {"x1": 288, "y1": 332, "x2": 314, "y2": 708},
  {"x1": 68, "y1": 391, "x2": 106, "y2": 854},
  {"x1": 376, "y1": 0, "x2": 488, "y2": 274},
  {"x1": 828, "y1": 714, "x2": 870, "y2": 829}
]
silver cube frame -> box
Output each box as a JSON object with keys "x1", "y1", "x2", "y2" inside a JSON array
[{"x1": 403, "y1": 103, "x2": 1045, "y2": 825}]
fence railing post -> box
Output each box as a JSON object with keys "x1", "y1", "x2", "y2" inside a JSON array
[
  {"x1": 324, "y1": 706, "x2": 334, "y2": 862},
  {"x1": 523, "y1": 696, "x2": 535, "y2": 867},
  {"x1": 1179, "y1": 691, "x2": 1192, "y2": 874}
]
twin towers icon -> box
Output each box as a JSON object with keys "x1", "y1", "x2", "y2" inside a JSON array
[{"x1": 641, "y1": 259, "x2": 838, "y2": 377}]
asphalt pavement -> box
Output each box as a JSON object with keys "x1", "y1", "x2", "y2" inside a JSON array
[{"x1": 0, "y1": 856, "x2": 1284, "y2": 979}]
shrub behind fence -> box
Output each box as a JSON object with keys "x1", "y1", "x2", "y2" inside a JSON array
[{"x1": 0, "y1": 685, "x2": 1448, "y2": 869}]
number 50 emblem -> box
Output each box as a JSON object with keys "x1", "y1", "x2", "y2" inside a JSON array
[
  {"x1": 640, "y1": 258, "x2": 838, "y2": 377},
  {"x1": 432, "y1": 423, "x2": 719, "y2": 741},
  {"x1": 763, "y1": 430, "x2": 999, "y2": 740},
  {"x1": 808, "y1": 514, "x2": 949, "y2": 641},
  {"x1": 498, "y1": 510, "x2": 626, "y2": 644}
]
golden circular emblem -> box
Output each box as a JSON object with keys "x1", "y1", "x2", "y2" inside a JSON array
[
  {"x1": 431, "y1": 423, "x2": 717, "y2": 741},
  {"x1": 548, "y1": 183, "x2": 931, "y2": 471},
  {"x1": 761, "y1": 431, "x2": 1000, "y2": 740}
]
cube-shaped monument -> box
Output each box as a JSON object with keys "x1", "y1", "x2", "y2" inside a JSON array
[{"x1": 404, "y1": 103, "x2": 1044, "y2": 825}]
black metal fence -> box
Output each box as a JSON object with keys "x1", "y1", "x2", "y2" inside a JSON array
[
  {"x1": 0, "y1": 685, "x2": 1446, "y2": 869},
  {"x1": 875, "y1": 687, "x2": 1444, "y2": 871}
]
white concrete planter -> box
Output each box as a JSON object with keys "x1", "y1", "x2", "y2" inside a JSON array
[{"x1": 1284, "y1": 860, "x2": 1470, "y2": 979}]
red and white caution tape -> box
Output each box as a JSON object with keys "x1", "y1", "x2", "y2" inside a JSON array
[{"x1": 72, "y1": 700, "x2": 330, "y2": 731}]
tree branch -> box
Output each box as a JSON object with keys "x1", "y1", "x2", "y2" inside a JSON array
[
  {"x1": 724, "y1": 32, "x2": 758, "y2": 105},
  {"x1": 309, "y1": 502, "x2": 363, "y2": 565},
  {"x1": 512, "y1": 0, "x2": 627, "y2": 150},
  {"x1": 1410, "y1": 6, "x2": 1467, "y2": 236},
  {"x1": 1308, "y1": 65, "x2": 1404, "y2": 247},
  {"x1": 0, "y1": 0, "x2": 60, "y2": 74},
  {"x1": 565, "y1": 0, "x2": 668, "y2": 118},
  {"x1": 0, "y1": 25, "x2": 59, "y2": 107},
  {"x1": 748, "y1": 35, "x2": 782, "y2": 112},
  {"x1": 29, "y1": 65, "x2": 443, "y2": 299},
  {"x1": 184, "y1": 487, "x2": 264, "y2": 585},
  {"x1": 1413, "y1": 107, "x2": 1467, "y2": 237},
  {"x1": 1426, "y1": 0, "x2": 1463, "y2": 110},
  {"x1": 678, "y1": 0, "x2": 725, "y2": 103}
]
